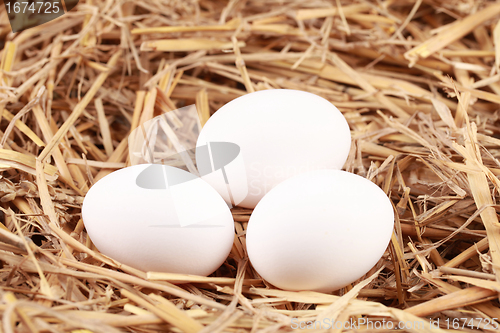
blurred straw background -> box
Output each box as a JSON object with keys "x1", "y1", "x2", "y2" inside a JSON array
[{"x1": 1, "y1": 0, "x2": 500, "y2": 331}]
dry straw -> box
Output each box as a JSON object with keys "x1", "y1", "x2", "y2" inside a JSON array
[{"x1": 0, "y1": 0, "x2": 500, "y2": 332}]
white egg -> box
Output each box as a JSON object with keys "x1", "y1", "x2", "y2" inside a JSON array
[
  {"x1": 196, "y1": 89, "x2": 351, "y2": 209},
  {"x1": 246, "y1": 170, "x2": 394, "y2": 292},
  {"x1": 82, "y1": 164, "x2": 234, "y2": 276}
]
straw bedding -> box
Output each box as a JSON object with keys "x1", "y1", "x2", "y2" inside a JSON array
[{"x1": 0, "y1": 0, "x2": 500, "y2": 332}]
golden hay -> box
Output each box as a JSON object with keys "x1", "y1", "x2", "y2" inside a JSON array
[{"x1": 0, "y1": 0, "x2": 499, "y2": 332}]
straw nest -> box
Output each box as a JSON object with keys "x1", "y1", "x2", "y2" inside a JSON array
[{"x1": 0, "y1": 0, "x2": 500, "y2": 332}]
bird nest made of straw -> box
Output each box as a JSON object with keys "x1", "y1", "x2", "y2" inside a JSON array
[{"x1": 0, "y1": 0, "x2": 500, "y2": 332}]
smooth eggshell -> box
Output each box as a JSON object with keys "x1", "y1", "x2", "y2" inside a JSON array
[
  {"x1": 196, "y1": 89, "x2": 351, "y2": 209},
  {"x1": 82, "y1": 164, "x2": 234, "y2": 276},
  {"x1": 246, "y1": 169, "x2": 394, "y2": 292}
]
